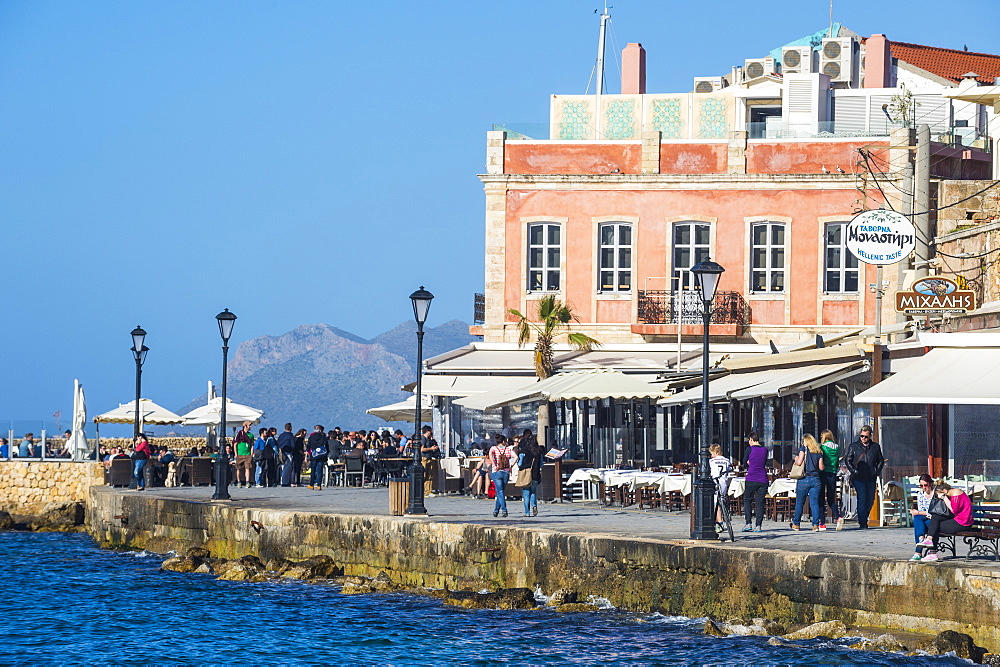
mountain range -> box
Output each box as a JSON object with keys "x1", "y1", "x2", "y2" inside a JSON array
[{"x1": 176, "y1": 320, "x2": 476, "y2": 431}]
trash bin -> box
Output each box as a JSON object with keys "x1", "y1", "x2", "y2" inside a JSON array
[{"x1": 389, "y1": 477, "x2": 410, "y2": 516}]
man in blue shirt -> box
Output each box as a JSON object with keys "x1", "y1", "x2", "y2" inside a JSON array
[
  {"x1": 18, "y1": 434, "x2": 35, "y2": 457},
  {"x1": 0, "y1": 438, "x2": 8, "y2": 458}
]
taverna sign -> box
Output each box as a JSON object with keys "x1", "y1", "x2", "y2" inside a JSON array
[{"x1": 846, "y1": 210, "x2": 916, "y2": 265}]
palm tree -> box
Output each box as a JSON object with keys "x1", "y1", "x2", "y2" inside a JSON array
[{"x1": 509, "y1": 295, "x2": 601, "y2": 379}]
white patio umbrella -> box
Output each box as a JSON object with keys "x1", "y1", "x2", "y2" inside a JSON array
[
  {"x1": 366, "y1": 394, "x2": 433, "y2": 423},
  {"x1": 68, "y1": 379, "x2": 90, "y2": 461},
  {"x1": 181, "y1": 397, "x2": 263, "y2": 427},
  {"x1": 93, "y1": 399, "x2": 185, "y2": 425}
]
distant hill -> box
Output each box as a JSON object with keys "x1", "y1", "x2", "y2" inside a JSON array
[{"x1": 176, "y1": 320, "x2": 475, "y2": 431}]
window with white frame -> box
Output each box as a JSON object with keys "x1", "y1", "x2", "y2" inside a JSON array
[
  {"x1": 598, "y1": 222, "x2": 632, "y2": 292},
  {"x1": 672, "y1": 222, "x2": 711, "y2": 289},
  {"x1": 527, "y1": 223, "x2": 561, "y2": 291},
  {"x1": 750, "y1": 222, "x2": 785, "y2": 292},
  {"x1": 824, "y1": 222, "x2": 859, "y2": 292}
]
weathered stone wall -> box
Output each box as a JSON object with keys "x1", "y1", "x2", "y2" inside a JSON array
[
  {"x1": 0, "y1": 462, "x2": 104, "y2": 514},
  {"x1": 98, "y1": 437, "x2": 207, "y2": 451},
  {"x1": 88, "y1": 487, "x2": 1000, "y2": 650}
]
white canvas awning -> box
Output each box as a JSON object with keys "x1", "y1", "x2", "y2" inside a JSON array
[
  {"x1": 855, "y1": 348, "x2": 1000, "y2": 404},
  {"x1": 417, "y1": 374, "x2": 536, "y2": 397},
  {"x1": 460, "y1": 369, "x2": 664, "y2": 411},
  {"x1": 728, "y1": 360, "x2": 868, "y2": 400},
  {"x1": 366, "y1": 395, "x2": 433, "y2": 423},
  {"x1": 93, "y1": 399, "x2": 184, "y2": 425},
  {"x1": 659, "y1": 370, "x2": 771, "y2": 406}
]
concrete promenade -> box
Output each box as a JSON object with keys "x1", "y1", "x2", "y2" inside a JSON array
[{"x1": 130, "y1": 484, "x2": 990, "y2": 567}]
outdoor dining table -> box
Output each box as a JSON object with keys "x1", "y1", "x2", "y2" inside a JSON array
[
  {"x1": 566, "y1": 468, "x2": 691, "y2": 496},
  {"x1": 727, "y1": 477, "x2": 798, "y2": 497}
]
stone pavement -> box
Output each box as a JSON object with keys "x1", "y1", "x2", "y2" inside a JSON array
[{"x1": 137, "y1": 485, "x2": 994, "y2": 567}]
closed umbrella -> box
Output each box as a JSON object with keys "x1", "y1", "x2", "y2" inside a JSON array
[{"x1": 68, "y1": 379, "x2": 90, "y2": 461}]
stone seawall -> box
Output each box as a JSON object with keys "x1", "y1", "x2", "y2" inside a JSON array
[
  {"x1": 0, "y1": 462, "x2": 104, "y2": 514},
  {"x1": 87, "y1": 487, "x2": 1000, "y2": 649}
]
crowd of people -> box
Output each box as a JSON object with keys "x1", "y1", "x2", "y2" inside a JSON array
[
  {"x1": 717, "y1": 424, "x2": 973, "y2": 562},
  {"x1": 0, "y1": 432, "x2": 78, "y2": 459},
  {"x1": 96, "y1": 423, "x2": 444, "y2": 493}
]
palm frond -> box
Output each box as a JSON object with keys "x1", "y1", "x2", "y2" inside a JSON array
[{"x1": 566, "y1": 331, "x2": 601, "y2": 352}]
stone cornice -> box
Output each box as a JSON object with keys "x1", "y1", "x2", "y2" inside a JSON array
[{"x1": 477, "y1": 173, "x2": 890, "y2": 190}]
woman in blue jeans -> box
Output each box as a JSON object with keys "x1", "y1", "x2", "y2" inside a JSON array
[
  {"x1": 518, "y1": 432, "x2": 543, "y2": 517},
  {"x1": 790, "y1": 434, "x2": 825, "y2": 531},
  {"x1": 488, "y1": 435, "x2": 514, "y2": 518},
  {"x1": 908, "y1": 473, "x2": 936, "y2": 560},
  {"x1": 132, "y1": 434, "x2": 152, "y2": 490}
]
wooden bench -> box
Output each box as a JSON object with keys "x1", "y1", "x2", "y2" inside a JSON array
[{"x1": 938, "y1": 505, "x2": 1000, "y2": 561}]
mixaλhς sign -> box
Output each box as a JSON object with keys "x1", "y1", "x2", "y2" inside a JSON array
[{"x1": 895, "y1": 276, "x2": 976, "y2": 314}]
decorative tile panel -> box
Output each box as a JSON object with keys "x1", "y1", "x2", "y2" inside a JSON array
[
  {"x1": 603, "y1": 98, "x2": 637, "y2": 139},
  {"x1": 650, "y1": 98, "x2": 684, "y2": 139},
  {"x1": 557, "y1": 100, "x2": 592, "y2": 140},
  {"x1": 697, "y1": 98, "x2": 729, "y2": 139}
]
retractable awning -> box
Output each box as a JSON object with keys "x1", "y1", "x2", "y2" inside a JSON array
[
  {"x1": 659, "y1": 370, "x2": 772, "y2": 406},
  {"x1": 457, "y1": 369, "x2": 663, "y2": 411},
  {"x1": 854, "y1": 348, "x2": 1000, "y2": 404},
  {"x1": 416, "y1": 375, "x2": 534, "y2": 397},
  {"x1": 728, "y1": 360, "x2": 868, "y2": 400}
]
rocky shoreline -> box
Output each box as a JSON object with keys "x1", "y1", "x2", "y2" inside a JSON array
[
  {"x1": 0, "y1": 501, "x2": 86, "y2": 532},
  {"x1": 157, "y1": 544, "x2": 996, "y2": 663}
]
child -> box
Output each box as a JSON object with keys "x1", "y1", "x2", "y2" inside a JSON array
[{"x1": 709, "y1": 444, "x2": 733, "y2": 533}]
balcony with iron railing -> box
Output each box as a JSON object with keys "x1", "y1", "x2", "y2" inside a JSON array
[{"x1": 634, "y1": 290, "x2": 751, "y2": 338}]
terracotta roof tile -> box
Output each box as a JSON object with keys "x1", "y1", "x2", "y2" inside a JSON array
[{"x1": 889, "y1": 41, "x2": 1000, "y2": 84}]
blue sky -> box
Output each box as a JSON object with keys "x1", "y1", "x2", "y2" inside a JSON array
[{"x1": 2, "y1": 0, "x2": 996, "y2": 431}]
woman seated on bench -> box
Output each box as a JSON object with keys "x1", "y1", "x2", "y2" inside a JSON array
[{"x1": 917, "y1": 482, "x2": 973, "y2": 562}]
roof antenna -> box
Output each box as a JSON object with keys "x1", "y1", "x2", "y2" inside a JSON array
[
  {"x1": 594, "y1": 2, "x2": 612, "y2": 95},
  {"x1": 828, "y1": 0, "x2": 834, "y2": 38}
]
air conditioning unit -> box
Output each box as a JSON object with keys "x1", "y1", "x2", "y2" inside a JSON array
[
  {"x1": 693, "y1": 76, "x2": 725, "y2": 93},
  {"x1": 744, "y1": 57, "x2": 778, "y2": 80},
  {"x1": 820, "y1": 37, "x2": 858, "y2": 85},
  {"x1": 781, "y1": 46, "x2": 816, "y2": 74}
]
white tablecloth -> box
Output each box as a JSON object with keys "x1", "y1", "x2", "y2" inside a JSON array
[
  {"x1": 768, "y1": 478, "x2": 798, "y2": 497},
  {"x1": 565, "y1": 468, "x2": 691, "y2": 495}
]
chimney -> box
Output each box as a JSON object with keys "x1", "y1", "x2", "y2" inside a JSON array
[
  {"x1": 865, "y1": 34, "x2": 891, "y2": 88},
  {"x1": 621, "y1": 43, "x2": 646, "y2": 94}
]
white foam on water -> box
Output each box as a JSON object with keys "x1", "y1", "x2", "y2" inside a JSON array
[
  {"x1": 533, "y1": 586, "x2": 551, "y2": 604},
  {"x1": 586, "y1": 595, "x2": 615, "y2": 609},
  {"x1": 645, "y1": 612, "x2": 697, "y2": 625}
]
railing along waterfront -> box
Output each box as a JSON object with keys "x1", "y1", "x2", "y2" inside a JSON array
[{"x1": 637, "y1": 290, "x2": 751, "y2": 326}]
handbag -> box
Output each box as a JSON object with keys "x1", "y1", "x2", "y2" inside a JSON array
[
  {"x1": 515, "y1": 467, "x2": 533, "y2": 488},
  {"x1": 788, "y1": 460, "x2": 805, "y2": 480},
  {"x1": 928, "y1": 496, "x2": 953, "y2": 518}
]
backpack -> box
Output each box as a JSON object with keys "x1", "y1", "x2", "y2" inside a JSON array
[{"x1": 494, "y1": 447, "x2": 510, "y2": 470}]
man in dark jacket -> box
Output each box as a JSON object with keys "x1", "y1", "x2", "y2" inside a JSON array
[
  {"x1": 307, "y1": 425, "x2": 328, "y2": 490},
  {"x1": 278, "y1": 423, "x2": 295, "y2": 486},
  {"x1": 844, "y1": 424, "x2": 884, "y2": 529}
]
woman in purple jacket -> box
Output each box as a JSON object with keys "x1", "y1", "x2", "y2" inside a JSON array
[{"x1": 742, "y1": 432, "x2": 769, "y2": 532}]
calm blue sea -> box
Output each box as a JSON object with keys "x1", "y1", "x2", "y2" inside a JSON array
[{"x1": 0, "y1": 532, "x2": 962, "y2": 665}]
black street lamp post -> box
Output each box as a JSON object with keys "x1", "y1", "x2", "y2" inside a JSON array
[
  {"x1": 690, "y1": 257, "x2": 725, "y2": 540},
  {"x1": 212, "y1": 308, "x2": 237, "y2": 501},
  {"x1": 130, "y1": 326, "x2": 148, "y2": 440},
  {"x1": 405, "y1": 286, "x2": 433, "y2": 515}
]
